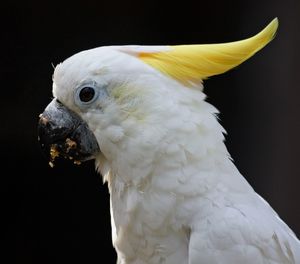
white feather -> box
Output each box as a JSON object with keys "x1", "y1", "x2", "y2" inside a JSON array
[{"x1": 52, "y1": 45, "x2": 300, "y2": 264}]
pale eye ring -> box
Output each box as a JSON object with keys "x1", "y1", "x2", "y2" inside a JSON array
[{"x1": 75, "y1": 84, "x2": 100, "y2": 106}]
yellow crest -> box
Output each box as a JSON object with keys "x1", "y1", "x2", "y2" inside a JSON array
[{"x1": 137, "y1": 18, "x2": 278, "y2": 86}]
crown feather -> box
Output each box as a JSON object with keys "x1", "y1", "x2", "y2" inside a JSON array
[{"x1": 135, "y1": 18, "x2": 278, "y2": 87}]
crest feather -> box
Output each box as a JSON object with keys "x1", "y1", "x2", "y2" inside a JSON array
[{"x1": 138, "y1": 18, "x2": 278, "y2": 86}]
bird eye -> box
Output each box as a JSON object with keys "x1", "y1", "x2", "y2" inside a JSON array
[{"x1": 79, "y1": 87, "x2": 95, "y2": 102}]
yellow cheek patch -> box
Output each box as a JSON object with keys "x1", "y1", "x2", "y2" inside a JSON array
[
  {"x1": 111, "y1": 84, "x2": 147, "y2": 122},
  {"x1": 111, "y1": 84, "x2": 142, "y2": 103},
  {"x1": 138, "y1": 18, "x2": 278, "y2": 86}
]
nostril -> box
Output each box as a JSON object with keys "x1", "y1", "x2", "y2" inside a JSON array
[{"x1": 39, "y1": 114, "x2": 49, "y2": 126}]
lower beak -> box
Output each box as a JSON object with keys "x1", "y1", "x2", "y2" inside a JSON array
[{"x1": 38, "y1": 99, "x2": 100, "y2": 167}]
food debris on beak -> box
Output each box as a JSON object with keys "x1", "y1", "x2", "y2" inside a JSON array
[
  {"x1": 38, "y1": 99, "x2": 100, "y2": 167},
  {"x1": 48, "y1": 140, "x2": 81, "y2": 167},
  {"x1": 49, "y1": 144, "x2": 60, "y2": 167}
]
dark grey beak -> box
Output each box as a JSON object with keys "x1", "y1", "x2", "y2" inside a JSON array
[{"x1": 38, "y1": 99, "x2": 100, "y2": 166}]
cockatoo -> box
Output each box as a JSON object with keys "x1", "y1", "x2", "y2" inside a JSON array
[{"x1": 38, "y1": 18, "x2": 300, "y2": 263}]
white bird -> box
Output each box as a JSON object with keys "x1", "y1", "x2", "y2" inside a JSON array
[{"x1": 38, "y1": 18, "x2": 300, "y2": 263}]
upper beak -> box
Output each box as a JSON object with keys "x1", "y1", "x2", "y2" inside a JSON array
[{"x1": 38, "y1": 99, "x2": 100, "y2": 167}]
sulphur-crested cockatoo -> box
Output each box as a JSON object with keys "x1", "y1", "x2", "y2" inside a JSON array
[{"x1": 38, "y1": 18, "x2": 300, "y2": 263}]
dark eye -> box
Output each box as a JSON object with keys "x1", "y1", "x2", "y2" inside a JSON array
[{"x1": 79, "y1": 87, "x2": 95, "y2": 102}]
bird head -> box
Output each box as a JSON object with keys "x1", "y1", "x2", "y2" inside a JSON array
[{"x1": 38, "y1": 19, "x2": 278, "y2": 178}]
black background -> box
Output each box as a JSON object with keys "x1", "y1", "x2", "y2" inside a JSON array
[{"x1": 2, "y1": 0, "x2": 300, "y2": 263}]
